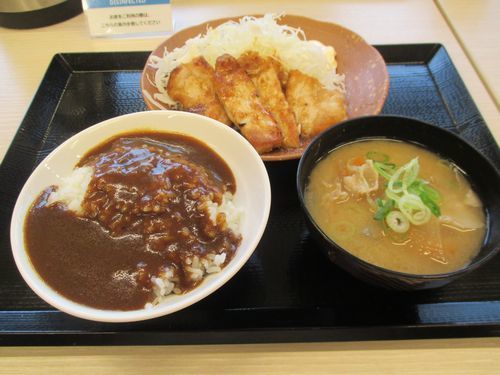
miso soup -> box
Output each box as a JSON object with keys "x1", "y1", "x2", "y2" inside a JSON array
[{"x1": 304, "y1": 139, "x2": 486, "y2": 274}]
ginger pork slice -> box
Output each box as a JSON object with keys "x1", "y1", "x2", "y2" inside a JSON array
[
  {"x1": 285, "y1": 70, "x2": 348, "y2": 138},
  {"x1": 167, "y1": 56, "x2": 231, "y2": 126},
  {"x1": 214, "y1": 54, "x2": 283, "y2": 154},
  {"x1": 238, "y1": 52, "x2": 300, "y2": 148}
]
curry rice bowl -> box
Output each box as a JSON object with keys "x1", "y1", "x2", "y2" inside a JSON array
[{"x1": 36, "y1": 162, "x2": 243, "y2": 310}]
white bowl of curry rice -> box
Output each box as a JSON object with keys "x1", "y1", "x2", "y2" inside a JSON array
[{"x1": 10, "y1": 110, "x2": 271, "y2": 322}]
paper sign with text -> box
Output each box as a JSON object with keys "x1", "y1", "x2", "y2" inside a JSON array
[{"x1": 83, "y1": 0, "x2": 173, "y2": 37}]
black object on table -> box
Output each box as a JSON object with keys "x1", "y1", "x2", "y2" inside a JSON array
[{"x1": 0, "y1": 44, "x2": 499, "y2": 346}]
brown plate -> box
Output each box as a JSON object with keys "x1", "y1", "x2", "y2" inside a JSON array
[{"x1": 141, "y1": 15, "x2": 390, "y2": 161}]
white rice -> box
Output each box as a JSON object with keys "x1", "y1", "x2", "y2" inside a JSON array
[
  {"x1": 47, "y1": 166, "x2": 93, "y2": 214},
  {"x1": 48, "y1": 167, "x2": 243, "y2": 309},
  {"x1": 147, "y1": 191, "x2": 242, "y2": 309},
  {"x1": 206, "y1": 191, "x2": 243, "y2": 234}
]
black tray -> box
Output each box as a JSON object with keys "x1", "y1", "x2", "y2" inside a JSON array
[{"x1": 1, "y1": 44, "x2": 499, "y2": 346}]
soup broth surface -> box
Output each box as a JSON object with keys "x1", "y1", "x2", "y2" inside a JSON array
[{"x1": 305, "y1": 139, "x2": 486, "y2": 274}]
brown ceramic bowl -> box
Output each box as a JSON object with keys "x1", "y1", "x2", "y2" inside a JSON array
[{"x1": 141, "y1": 15, "x2": 389, "y2": 161}]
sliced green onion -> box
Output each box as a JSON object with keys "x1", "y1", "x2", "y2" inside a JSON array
[
  {"x1": 388, "y1": 165, "x2": 406, "y2": 194},
  {"x1": 374, "y1": 199, "x2": 395, "y2": 221},
  {"x1": 375, "y1": 198, "x2": 384, "y2": 207},
  {"x1": 407, "y1": 180, "x2": 422, "y2": 195},
  {"x1": 420, "y1": 193, "x2": 441, "y2": 217},
  {"x1": 385, "y1": 210, "x2": 410, "y2": 233},
  {"x1": 366, "y1": 151, "x2": 389, "y2": 163},
  {"x1": 408, "y1": 180, "x2": 440, "y2": 201},
  {"x1": 397, "y1": 193, "x2": 431, "y2": 225},
  {"x1": 385, "y1": 188, "x2": 402, "y2": 202},
  {"x1": 402, "y1": 157, "x2": 419, "y2": 188},
  {"x1": 407, "y1": 180, "x2": 441, "y2": 217},
  {"x1": 374, "y1": 162, "x2": 395, "y2": 180},
  {"x1": 392, "y1": 181, "x2": 403, "y2": 189},
  {"x1": 373, "y1": 157, "x2": 441, "y2": 226},
  {"x1": 420, "y1": 183, "x2": 441, "y2": 203}
]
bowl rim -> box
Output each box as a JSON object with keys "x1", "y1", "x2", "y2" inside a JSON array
[
  {"x1": 140, "y1": 13, "x2": 390, "y2": 162},
  {"x1": 10, "y1": 110, "x2": 272, "y2": 322},
  {"x1": 296, "y1": 114, "x2": 500, "y2": 280}
]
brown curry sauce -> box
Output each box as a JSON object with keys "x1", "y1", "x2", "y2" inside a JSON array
[{"x1": 24, "y1": 131, "x2": 241, "y2": 311}]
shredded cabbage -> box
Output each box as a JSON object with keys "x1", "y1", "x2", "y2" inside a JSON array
[{"x1": 148, "y1": 14, "x2": 345, "y2": 106}]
